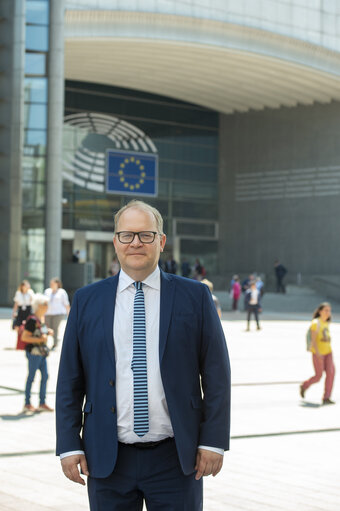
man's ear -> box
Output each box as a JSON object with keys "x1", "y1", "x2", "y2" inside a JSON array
[{"x1": 160, "y1": 234, "x2": 166, "y2": 252}]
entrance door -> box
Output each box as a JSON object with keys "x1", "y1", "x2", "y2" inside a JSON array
[{"x1": 87, "y1": 241, "x2": 115, "y2": 280}]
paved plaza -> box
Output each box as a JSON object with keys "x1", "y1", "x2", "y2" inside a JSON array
[{"x1": 0, "y1": 289, "x2": 339, "y2": 510}]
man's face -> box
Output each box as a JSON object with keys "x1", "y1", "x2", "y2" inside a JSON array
[{"x1": 113, "y1": 207, "x2": 166, "y2": 278}]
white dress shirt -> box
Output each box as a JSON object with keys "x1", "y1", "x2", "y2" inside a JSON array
[
  {"x1": 114, "y1": 267, "x2": 173, "y2": 442},
  {"x1": 60, "y1": 267, "x2": 223, "y2": 458}
]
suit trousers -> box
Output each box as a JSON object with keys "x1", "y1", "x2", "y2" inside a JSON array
[{"x1": 87, "y1": 438, "x2": 203, "y2": 511}]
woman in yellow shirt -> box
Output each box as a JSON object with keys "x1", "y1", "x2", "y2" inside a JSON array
[{"x1": 300, "y1": 302, "x2": 335, "y2": 405}]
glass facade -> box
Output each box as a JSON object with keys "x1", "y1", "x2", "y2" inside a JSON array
[
  {"x1": 22, "y1": 0, "x2": 49, "y2": 292},
  {"x1": 63, "y1": 81, "x2": 219, "y2": 273}
]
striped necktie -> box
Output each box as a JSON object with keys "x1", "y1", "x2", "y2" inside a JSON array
[{"x1": 132, "y1": 281, "x2": 149, "y2": 436}]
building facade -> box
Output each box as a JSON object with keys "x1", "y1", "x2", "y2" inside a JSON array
[{"x1": 2, "y1": 0, "x2": 340, "y2": 303}]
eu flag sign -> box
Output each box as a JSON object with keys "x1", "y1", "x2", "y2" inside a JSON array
[{"x1": 106, "y1": 150, "x2": 158, "y2": 197}]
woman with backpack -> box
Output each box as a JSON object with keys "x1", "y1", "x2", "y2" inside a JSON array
[
  {"x1": 21, "y1": 293, "x2": 54, "y2": 413},
  {"x1": 300, "y1": 302, "x2": 335, "y2": 405}
]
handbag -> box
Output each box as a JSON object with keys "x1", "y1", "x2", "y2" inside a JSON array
[
  {"x1": 27, "y1": 319, "x2": 50, "y2": 357},
  {"x1": 30, "y1": 343, "x2": 50, "y2": 357}
]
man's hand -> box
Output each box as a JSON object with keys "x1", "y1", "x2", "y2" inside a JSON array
[
  {"x1": 61, "y1": 454, "x2": 89, "y2": 485},
  {"x1": 194, "y1": 448, "x2": 223, "y2": 480}
]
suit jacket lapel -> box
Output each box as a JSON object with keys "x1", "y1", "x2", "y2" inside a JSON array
[
  {"x1": 159, "y1": 270, "x2": 175, "y2": 362},
  {"x1": 102, "y1": 274, "x2": 119, "y2": 370}
]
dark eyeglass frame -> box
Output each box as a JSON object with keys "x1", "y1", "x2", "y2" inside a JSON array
[{"x1": 116, "y1": 231, "x2": 160, "y2": 244}]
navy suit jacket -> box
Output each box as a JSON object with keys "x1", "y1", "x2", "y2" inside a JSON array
[{"x1": 56, "y1": 270, "x2": 231, "y2": 478}]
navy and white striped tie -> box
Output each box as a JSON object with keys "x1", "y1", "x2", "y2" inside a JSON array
[{"x1": 132, "y1": 281, "x2": 149, "y2": 436}]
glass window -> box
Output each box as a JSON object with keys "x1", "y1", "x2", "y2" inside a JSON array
[
  {"x1": 22, "y1": 181, "x2": 46, "y2": 209},
  {"x1": 26, "y1": 25, "x2": 48, "y2": 51},
  {"x1": 180, "y1": 239, "x2": 218, "y2": 275},
  {"x1": 172, "y1": 181, "x2": 217, "y2": 200},
  {"x1": 26, "y1": 1, "x2": 49, "y2": 25},
  {"x1": 24, "y1": 130, "x2": 47, "y2": 155},
  {"x1": 25, "y1": 53, "x2": 46, "y2": 75},
  {"x1": 23, "y1": 155, "x2": 46, "y2": 180},
  {"x1": 173, "y1": 200, "x2": 217, "y2": 219},
  {"x1": 176, "y1": 222, "x2": 216, "y2": 237},
  {"x1": 25, "y1": 103, "x2": 47, "y2": 130},
  {"x1": 24, "y1": 77, "x2": 47, "y2": 103},
  {"x1": 21, "y1": 229, "x2": 45, "y2": 292}
]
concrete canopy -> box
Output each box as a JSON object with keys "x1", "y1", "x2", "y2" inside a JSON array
[{"x1": 65, "y1": 10, "x2": 340, "y2": 113}]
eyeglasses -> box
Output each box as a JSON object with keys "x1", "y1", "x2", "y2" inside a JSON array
[{"x1": 116, "y1": 231, "x2": 159, "y2": 244}]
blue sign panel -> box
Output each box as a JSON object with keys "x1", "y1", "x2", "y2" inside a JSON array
[{"x1": 106, "y1": 150, "x2": 158, "y2": 197}]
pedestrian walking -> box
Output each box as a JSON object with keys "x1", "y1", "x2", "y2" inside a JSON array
[
  {"x1": 72, "y1": 250, "x2": 80, "y2": 263},
  {"x1": 56, "y1": 199, "x2": 231, "y2": 510},
  {"x1": 21, "y1": 293, "x2": 54, "y2": 413},
  {"x1": 241, "y1": 273, "x2": 254, "y2": 310},
  {"x1": 193, "y1": 258, "x2": 206, "y2": 280},
  {"x1": 164, "y1": 255, "x2": 178, "y2": 274},
  {"x1": 274, "y1": 259, "x2": 287, "y2": 293},
  {"x1": 256, "y1": 276, "x2": 264, "y2": 296},
  {"x1": 12, "y1": 280, "x2": 35, "y2": 332},
  {"x1": 300, "y1": 302, "x2": 336, "y2": 405},
  {"x1": 231, "y1": 275, "x2": 241, "y2": 311},
  {"x1": 44, "y1": 278, "x2": 70, "y2": 350},
  {"x1": 181, "y1": 259, "x2": 191, "y2": 278},
  {"x1": 245, "y1": 280, "x2": 262, "y2": 331}
]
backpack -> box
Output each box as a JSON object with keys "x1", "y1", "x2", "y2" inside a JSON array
[
  {"x1": 16, "y1": 315, "x2": 37, "y2": 350},
  {"x1": 306, "y1": 319, "x2": 320, "y2": 352}
]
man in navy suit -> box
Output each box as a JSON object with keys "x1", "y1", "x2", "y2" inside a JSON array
[{"x1": 56, "y1": 200, "x2": 231, "y2": 510}]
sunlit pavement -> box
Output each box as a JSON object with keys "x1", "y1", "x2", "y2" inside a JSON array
[{"x1": 1, "y1": 306, "x2": 339, "y2": 510}]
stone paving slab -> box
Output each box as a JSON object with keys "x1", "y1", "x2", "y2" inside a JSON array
[{"x1": 0, "y1": 314, "x2": 339, "y2": 510}]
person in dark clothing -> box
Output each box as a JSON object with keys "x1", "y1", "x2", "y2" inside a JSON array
[
  {"x1": 241, "y1": 274, "x2": 254, "y2": 311},
  {"x1": 72, "y1": 250, "x2": 80, "y2": 263},
  {"x1": 274, "y1": 260, "x2": 287, "y2": 293},
  {"x1": 181, "y1": 259, "x2": 191, "y2": 278},
  {"x1": 165, "y1": 256, "x2": 178, "y2": 274}
]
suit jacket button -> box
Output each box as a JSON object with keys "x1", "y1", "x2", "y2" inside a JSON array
[
  {"x1": 109, "y1": 380, "x2": 114, "y2": 386},
  {"x1": 111, "y1": 406, "x2": 115, "y2": 413}
]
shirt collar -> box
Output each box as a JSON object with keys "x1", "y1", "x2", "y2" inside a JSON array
[{"x1": 118, "y1": 266, "x2": 161, "y2": 293}]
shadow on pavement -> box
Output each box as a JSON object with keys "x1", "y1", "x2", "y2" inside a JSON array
[
  {"x1": 0, "y1": 412, "x2": 36, "y2": 421},
  {"x1": 299, "y1": 401, "x2": 322, "y2": 408}
]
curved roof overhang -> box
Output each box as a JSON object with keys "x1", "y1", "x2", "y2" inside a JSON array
[{"x1": 64, "y1": 10, "x2": 340, "y2": 113}]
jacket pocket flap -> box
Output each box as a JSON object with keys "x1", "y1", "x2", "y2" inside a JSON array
[
  {"x1": 83, "y1": 401, "x2": 92, "y2": 413},
  {"x1": 191, "y1": 395, "x2": 203, "y2": 409}
]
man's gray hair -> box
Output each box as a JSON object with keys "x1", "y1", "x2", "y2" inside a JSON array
[
  {"x1": 32, "y1": 293, "x2": 49, "y2": 312},
  {"x1": 114, "y1": 200, "x2": 164, "y2": 234}
]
